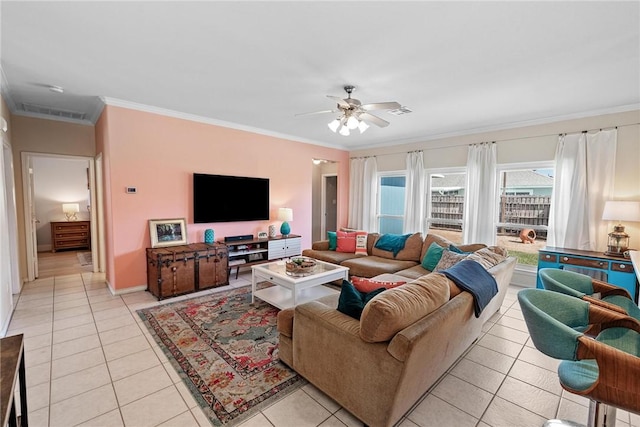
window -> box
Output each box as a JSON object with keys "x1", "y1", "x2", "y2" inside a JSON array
[
  {"x1": 426, "y1": 169, "x2": 466, "y2": 244},
  {"x1": 495, "y1": 163, "x2": 554, "y2": 266},
  {"x1": 377, "y1": 173, "x2": 405, "y2": 234}
]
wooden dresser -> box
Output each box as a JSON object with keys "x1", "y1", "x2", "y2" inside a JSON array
[{"x1": 50, "y1": 221, "x2": 91, "y2": 252}]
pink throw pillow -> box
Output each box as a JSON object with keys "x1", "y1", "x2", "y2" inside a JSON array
[
  {"x1": 351, "y1": 276, "x2": 407, "y2": 293},
  {"x1": 336, "y1": 231, "x2": 357, "y2": 253}
]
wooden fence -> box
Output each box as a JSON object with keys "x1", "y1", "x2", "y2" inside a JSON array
[{"x1": 430, "y1": 194, "x2": 551, "y2": 237}]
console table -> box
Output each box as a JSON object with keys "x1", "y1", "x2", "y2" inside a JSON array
[
  {"x1": 537, "y1": 246, "x2": 638, "y2": 303},
  {"x1": 1, "y1": 334, "x2": 28, "y2": 427},
  {"x1": 225, "y1": 235, "x2": 301, "y2": 278}
]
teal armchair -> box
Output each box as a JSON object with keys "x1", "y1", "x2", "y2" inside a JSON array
[
  {"x1": 518, "y1": 288, "x2": 640, "y2": 427},
  {"x1": 539, "y1": 268, "x2": 640, "y2": 324}
]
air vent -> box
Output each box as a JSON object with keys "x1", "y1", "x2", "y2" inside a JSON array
[
  {"x1": 388, "y1": 106, "x2": 413, "y2": 116},
  {"x1": 17, "y1": 102, "x2": 87, "y2": 121}
]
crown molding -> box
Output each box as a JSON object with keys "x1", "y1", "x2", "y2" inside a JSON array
[{"x1": 100, "y1": 97, "x2": 347, "y2": 151}]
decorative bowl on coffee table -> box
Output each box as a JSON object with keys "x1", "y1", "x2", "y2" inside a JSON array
[{"x1": 285, "y1": 257, "x2": 317, "y2": 276}]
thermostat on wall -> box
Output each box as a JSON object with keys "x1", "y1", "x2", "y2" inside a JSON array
[{"x1": 126, "y1": 187, "x2": 137, "y2": 194}]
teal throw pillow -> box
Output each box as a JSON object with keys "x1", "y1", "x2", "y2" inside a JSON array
[
  {"x1": 337, "y1": 280, "x2": 385, "y2": 320},
  {"x1": 328, "y1": 231, "x2": 337, "y2": 251},
  {"x1": 422, "y1": 242, "x2": 445, "y2": 271}
]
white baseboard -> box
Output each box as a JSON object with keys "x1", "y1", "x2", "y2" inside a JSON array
[
  {"x1": 511, "y1": 266, "x2": 537, "y2": 288},
  {"x1": 38, "y1": 244, "x2": 52, "y2": 252},
  {"x1": 108, "y1": 282, "x2": 147, "y2": 296}
]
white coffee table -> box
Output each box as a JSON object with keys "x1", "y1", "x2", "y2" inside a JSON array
[{"x1": 251, "y1": 259, "x2": 348, "y2": 309}]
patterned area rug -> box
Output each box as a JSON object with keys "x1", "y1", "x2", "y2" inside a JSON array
[{"x1": 137, "y1": 285, "x2": 306, "y2": 426}]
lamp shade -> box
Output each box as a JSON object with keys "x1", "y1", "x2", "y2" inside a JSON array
[
  {"x1": 62, "y1": 203, "x2": 80, "y2": 221},
  {"x1": 278, "y1": 208, "x2": 293, "y2": 222},
  {"x1": 602, "y1": 201, "x2": 640, "y2": 222},
  {"x1": 62, "y1": 203, "x2": 79, "y2": 214}
]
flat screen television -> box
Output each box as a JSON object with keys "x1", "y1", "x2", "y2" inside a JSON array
[{"x1": 193, "y1": 173, "x2": 270, "y2": 223}]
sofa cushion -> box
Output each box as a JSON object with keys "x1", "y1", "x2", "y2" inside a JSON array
[
  {"x1": 359, "y1": 273, "x2": 450, "y2": 343},
  {"x1": 336, "y1": 231, "x2": 357, "y2": 253},
  {"x1": 371, "y1": 232, "x2": 422, "y2": 261},
  {"x1": 337, "y1": 280, "x2": 386, "y2": 320},
  {"x1": 421, "y1": 242, "x2": 445, "y2": 271},
  {"x1": 351, "y1": 276, "x2": 407, "y2": 293},
  {"x1": 302, "y1": 248, "x2": 359, "y2": 265},
  {"x1": 373, "y1": 233, "x2": 411, "y2": 256},
  {"x1": 420, "y1": 234, "x2": 455, "y2": 261},
  {"x1": 341, "y1": 256, "x2": 419, "y2": 278},
  {"x1": 467, "y1": 247, "x2": 507, "y2": 269},
  {"x1": 434, "y1": 249, "x2": 469, "y2": 271},
  {"x1": 449, "y1": 244, "x2": 472, "y2": 254}
]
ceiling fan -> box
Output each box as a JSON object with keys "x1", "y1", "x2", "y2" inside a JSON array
[{"x1": 297, "y1": 85, "x2": 402, "y2": 136}]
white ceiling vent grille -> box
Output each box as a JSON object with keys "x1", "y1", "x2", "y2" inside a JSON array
[
  {"x1": 17, "y1": 102, "x2": 87, "y2": 121},
  {"x1": 388, "y1": 106, "x2": 413, "y2": 116}
]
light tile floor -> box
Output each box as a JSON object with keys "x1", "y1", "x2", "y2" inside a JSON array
[{"x1": 6, "y1": 270, "x2": 640, "y2": 427}]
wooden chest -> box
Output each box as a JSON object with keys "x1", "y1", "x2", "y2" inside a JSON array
[
  {"x1": 51, "y1": 221, "x2": 91, "y2": 252},
  {"x1": 146, "y1": 243, "x2": 229, "y2": 300}
]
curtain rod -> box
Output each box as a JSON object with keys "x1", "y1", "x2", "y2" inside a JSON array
[
  {"x1": 360, "y1": 122, "x2": 639, "y2": 157},
  {"x1": 560, "y1": 126, "x2": 618, "y2": 137}
]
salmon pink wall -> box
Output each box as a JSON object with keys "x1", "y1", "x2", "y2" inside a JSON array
[{"x1": 97, "y1": 105, "x2": 349, "y2": 291}]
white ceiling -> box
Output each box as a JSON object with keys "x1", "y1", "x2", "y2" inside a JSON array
[{"x1": 1, "y1": 1, "x2": 639, "y2": 150}]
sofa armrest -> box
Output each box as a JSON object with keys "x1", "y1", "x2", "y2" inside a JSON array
[
  {"x1": 292, "y1": 300, "x2": 404, "y2": 427},
  {"x1": 312, "y1": 240, "x2": 330, "y2": 251}
]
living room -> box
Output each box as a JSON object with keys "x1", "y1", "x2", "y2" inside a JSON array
[{"x1": 0, "y1": 2, "x2": 639, "y2": 426}]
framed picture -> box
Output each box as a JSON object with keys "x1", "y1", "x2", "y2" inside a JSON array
[
  {"x1": 258, "y1": 231, "x2": 268, "y2": 239},
  {"x1": 149, "y1": 218, "x2": 188, "y2": 248}
]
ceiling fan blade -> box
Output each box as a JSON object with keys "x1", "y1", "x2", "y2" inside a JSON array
[
  {"x1": 295, "y1": 109, "x2": 337, "y2": 117},
  {"x1": 361, "y1": 101, "x2": 401, "y2": 111},
  {"x1": 359, "y1": 112, "x2": 390, "y2": 127},
  {"x1": 327, "y1": 95, "x2": 351, "y2": 109}
]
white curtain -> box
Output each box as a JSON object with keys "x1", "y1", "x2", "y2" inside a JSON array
[
  {"x1": 348, "y1": 157, "x2": 378, "y2": 231},
  {"x1": 403, "y1": 151, "x2": 425, "y2": 234},
  {"x1": 548, "y1": 129, "x2": 617, "y2": 251},
  {"x1": 463, "y1": 142, "x2": 497, "y2": 245}
]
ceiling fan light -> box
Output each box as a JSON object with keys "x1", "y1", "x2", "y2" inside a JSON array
[
  {"x1": 346, "y1": 115, "x2": 359, "y2": 130},
  {"x1": 328, "y1": 119, "x2": 340, "y2": 132},
  {"x1": 358, "y1": 120, "x2": 370, "y2": 133},
  {"x1": 339, "y1": 126, "x2": 350, "y2": 136}
]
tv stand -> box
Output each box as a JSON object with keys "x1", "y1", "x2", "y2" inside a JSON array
[{"x1": 224, "y1": 234, "x2": 301, "y2": 278}]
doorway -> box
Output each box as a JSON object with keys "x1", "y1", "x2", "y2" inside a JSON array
[
  {"x1": 22, "y1": 152, "x2": 99, "y2": 280},
  {"x1": 321, "y1": 174, "x2": 338, "y2": 239},
  {"x1": 311, "y1": 159, "x2": 338, "y2": 242}
]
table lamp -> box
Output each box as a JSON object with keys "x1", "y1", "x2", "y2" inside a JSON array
[
  {"x1": 278, "y1": 208, "x2": 293, "y2": 237},
  {"x1": 602, "y1": 200, "x2": 640, "y2": 257},
  {"x1": 62, "y1": 203, "x2": 80, "y2": 221}
]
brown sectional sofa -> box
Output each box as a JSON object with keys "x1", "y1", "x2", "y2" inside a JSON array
[
  {"x1": 279, "y1": 233, "x2": 517, "y2": 427},
  {"x1": 302, "y1": 232, "x2": 486, "y2": 278}
]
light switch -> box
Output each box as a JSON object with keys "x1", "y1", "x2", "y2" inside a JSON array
[{"x1": 126, "y1": 187, "x2": 137, "y2": 194}]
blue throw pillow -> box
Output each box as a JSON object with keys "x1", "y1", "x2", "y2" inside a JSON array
[
  {"x1": 422, "y1": 242, "x2": 445, "y2": 271},
  {"x1": 328, "y1": 231, "x2": 337, "y2": 251},
  {"x1": 337, "y1": 280, "x2": 385, "y2": 320},
  {"x1": 374, "y1": 233, "x2": 411, "y2": 257}
]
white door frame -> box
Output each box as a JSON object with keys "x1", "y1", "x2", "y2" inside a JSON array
[
  {"x1": 3, "y1": 140, "x2": 21, "y2": 294},
  {"x1": 320, "y1": 173, "x2": 338, "y2": 238},
  {"x1": 21, "y1": 152, "x2": 99, "y2": 281},
  {"x1": 95, "y1": 153, "x2": 106, "y2": 273}
]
